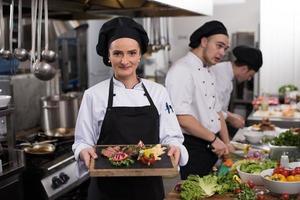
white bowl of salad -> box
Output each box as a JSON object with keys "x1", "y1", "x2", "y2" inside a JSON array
[{"x1": 237, "y1": 159, "x2": 277, "y2": 186}]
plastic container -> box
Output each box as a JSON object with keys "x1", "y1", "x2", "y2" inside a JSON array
[{"x1": 280, "y1": 153, "x2": 289, "y2": 168}]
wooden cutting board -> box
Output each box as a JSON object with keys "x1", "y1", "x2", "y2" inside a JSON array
[{"x1": 90, "y1": 145, "x2": 178, "y2": 177}]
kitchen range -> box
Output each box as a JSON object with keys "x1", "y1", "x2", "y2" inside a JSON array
[{"x1": 16, "y1": 131, "x2": 89, "y2": 200}]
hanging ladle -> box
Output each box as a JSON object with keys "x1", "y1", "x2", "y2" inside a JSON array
[
  {"x1": 33, "y1": 0, "x2": 56, "y2": 81},
  {"x1": 1, "y1": 0, "x2": 14, "y2": 59},
  {"x1": 41, "y1": 0, "x2": 56, "y2": 62},
  {"x1": 14, "y1": 0, "x2": 28, "y2": 61}
]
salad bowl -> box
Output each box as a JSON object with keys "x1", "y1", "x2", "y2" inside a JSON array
[{"x1": 260, "y1": 169, "x2": 300, "y2": 194}]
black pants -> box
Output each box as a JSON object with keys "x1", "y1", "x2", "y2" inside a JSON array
[
  {"x1": 180, "y1": 134, "x2": 218, "y2": 180},
  {"x1": 227, "y1": 122, "x2": 238, "y2": 139}
]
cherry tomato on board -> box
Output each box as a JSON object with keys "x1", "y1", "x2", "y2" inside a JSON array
[{"x1": 139, "y1": 155, "x2": 156, "y2": 165}]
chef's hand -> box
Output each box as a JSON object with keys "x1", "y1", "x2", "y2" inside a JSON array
[
  {"x1": 211, "y1": 137, "x2": 229, "y2": 157},
  {"x1": 167, "y1": 145, "x2": 180, "y2": 165},
  {"x1": 228, "y1": 113, "x2": 245, "y2": 129},
  {"x1": 79, "y1": 147, "x2": 98, "y2": 168},
  {"x1": 226, "y1": 142, "x2": 235, "y2": 153}
]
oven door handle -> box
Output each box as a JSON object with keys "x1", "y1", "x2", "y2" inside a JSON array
[{"x1": 48, "y1": 155, "x2": 74, "y2": 171}]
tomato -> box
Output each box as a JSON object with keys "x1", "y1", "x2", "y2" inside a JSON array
[
  {"x1": 223, "y1": 158, "x2": 234, "y2": 167},
  {"x1": 234, "y1": 188, "x2": 242, "y2": 194},
  {"x1": 281, "y1": 193, "x2": 289, "y2": 200},
  {"x1": 273, "y1": 167, "x2": 284, "y2": 175},
  {"x1": 139, "y1": 155, "x2": 156, "y2": 166},
  {"x1": 273, "y1": 168, "x2": 279, "y2": 175},
  {"x1": 281, "y1": 169, "x2": 290, "y2": 177},
  {"x1": 290, "y1": 169, "x2": 297, "y2": 176},
  {"x1": 247, "y1": 180, "x2": 255, "y2": 189},
  {"x1": 295, "y1": 167, "x2": 300, "y2": 175}
]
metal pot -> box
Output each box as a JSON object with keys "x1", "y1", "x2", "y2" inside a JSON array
[{"x1": 41, "y1": 92, "x2": 80, "y2": 137}]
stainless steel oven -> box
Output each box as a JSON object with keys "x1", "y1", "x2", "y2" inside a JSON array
[{"x1": 17, "y1": 132, "x2": 89, "y2": 200}]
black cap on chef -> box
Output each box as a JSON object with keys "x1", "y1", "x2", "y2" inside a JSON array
[
  {"x1": 96, "y1": 17, "x2": 149, "y2": 66},
  {"x1": 189, "y1": 20, "x2": 228, "y2": 49},
  {"x1": 233, "y1": 45, "x2": 263, "y2": 72}
]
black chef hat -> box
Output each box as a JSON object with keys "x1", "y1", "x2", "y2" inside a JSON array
[
  {"x1": 233, "y1": 45, "x2": 263, "y2": 72},
  {"x1": 189, "y1": 20, "x2": 228, "y2": 49},
  {"x1": 96, "y1": 17, "x2": 149, "y2": 66}
]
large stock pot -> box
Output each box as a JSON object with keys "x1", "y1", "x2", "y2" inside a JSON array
[{"x1": 40, "y1": 92, "x2": 81, "y2": 137}]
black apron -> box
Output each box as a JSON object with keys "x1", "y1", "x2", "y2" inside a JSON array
[
  {"x1": 88, "y1": 78, "x2": 164, "y2": 200},
  {"x1": 180, "y1": 134, "x2": 218, "y2": 180}
]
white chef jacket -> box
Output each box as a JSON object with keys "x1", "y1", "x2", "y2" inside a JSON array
[
  {"x1": 210, "y1": 61, "x2": 234, "y2": 119},
  {"x1": 165, "y1": 51, "x2": 222, "y2": 134},
  {"x1": 72, "y1": 77, "x2": 188, "y2": 176}
]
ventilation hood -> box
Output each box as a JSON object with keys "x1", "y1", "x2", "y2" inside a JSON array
[{"x1": 2, "y1": 0, "x2": 213, "y2": 19}]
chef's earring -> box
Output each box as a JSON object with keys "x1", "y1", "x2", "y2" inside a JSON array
[{"x1": 108, "y1": 60, "x2": 111, "y2": 63}]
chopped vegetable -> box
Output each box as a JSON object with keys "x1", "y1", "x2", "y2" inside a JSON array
[
  {"x1": 217, "y1": 172, "x2": 240, "y2": 194},
  {"x1": 223, "y1": 158, "x2": 234, "y2": 167},
  {"x1": 109, "y1": 156, "x2": 134, "y2": 167},
  {"x1": 239, "y1": 159, "x2": 277, "y2": 174},
  {"x1": 138, "y1": 144, "x2": 166, "y2": 165}
]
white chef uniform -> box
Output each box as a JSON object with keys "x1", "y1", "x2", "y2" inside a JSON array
[
  {"x1": 210, "y1": 61, "x2": 234, "y2": 119},
  {"x1": 165, "y1": 51, "x2": 222, "y2": 134}
]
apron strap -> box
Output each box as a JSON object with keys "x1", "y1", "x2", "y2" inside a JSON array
[
  {"x1": 107, "y1": 78, "x2": 114, "y2": 108},
  {"x1": 142, "y1": 83, "x2": 155, "y2": 107}
]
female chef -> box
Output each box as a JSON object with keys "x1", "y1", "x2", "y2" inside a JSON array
[{"x1": 72, "y1": 17, "x2": 188, "y2": 200}]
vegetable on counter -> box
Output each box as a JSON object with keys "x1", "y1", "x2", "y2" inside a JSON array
[
  {"x1": 239, "y1": 159, "x2": 277, "y2": 174},
  {"x1": 271, "y1": 129, "x2": 300, "y2": 147},
  {"x1": 180, "y1": 174, "x2": 219, "y2": 200}
]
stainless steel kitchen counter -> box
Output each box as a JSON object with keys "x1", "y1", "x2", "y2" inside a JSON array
[{"x1": 246, "y1": 111, "x2": 300, "y2": 128}]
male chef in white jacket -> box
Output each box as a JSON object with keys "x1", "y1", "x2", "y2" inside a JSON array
[
  {"x1": 166, "y1": 20, "x2": 234, "y2": 179},
  {"x1": 211, "y1": 45, "x2": 263, "y2": 132}
]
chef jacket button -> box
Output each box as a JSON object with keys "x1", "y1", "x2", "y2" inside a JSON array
[
  {"x1": 211, "y1": 119, "x2": 214, "y2": 122},
  {"x1": 211, "y1": 83, "x2": 214, "y2": 85},
  {"x1": 209, "y1": 107, "x2": 211, "y2": 109},
  {"x1": 198, "y1": 68, "x2": 201, "y2": 71},
  {"x1": 212, "y1": 96, "x2": 215, "y2": 98},
  {"x1": 202, "y1": 81, "x2": 205, "y2": 84},
  {"x1": 205, "y1": 94, "x2": 207, "y2": 96}
]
